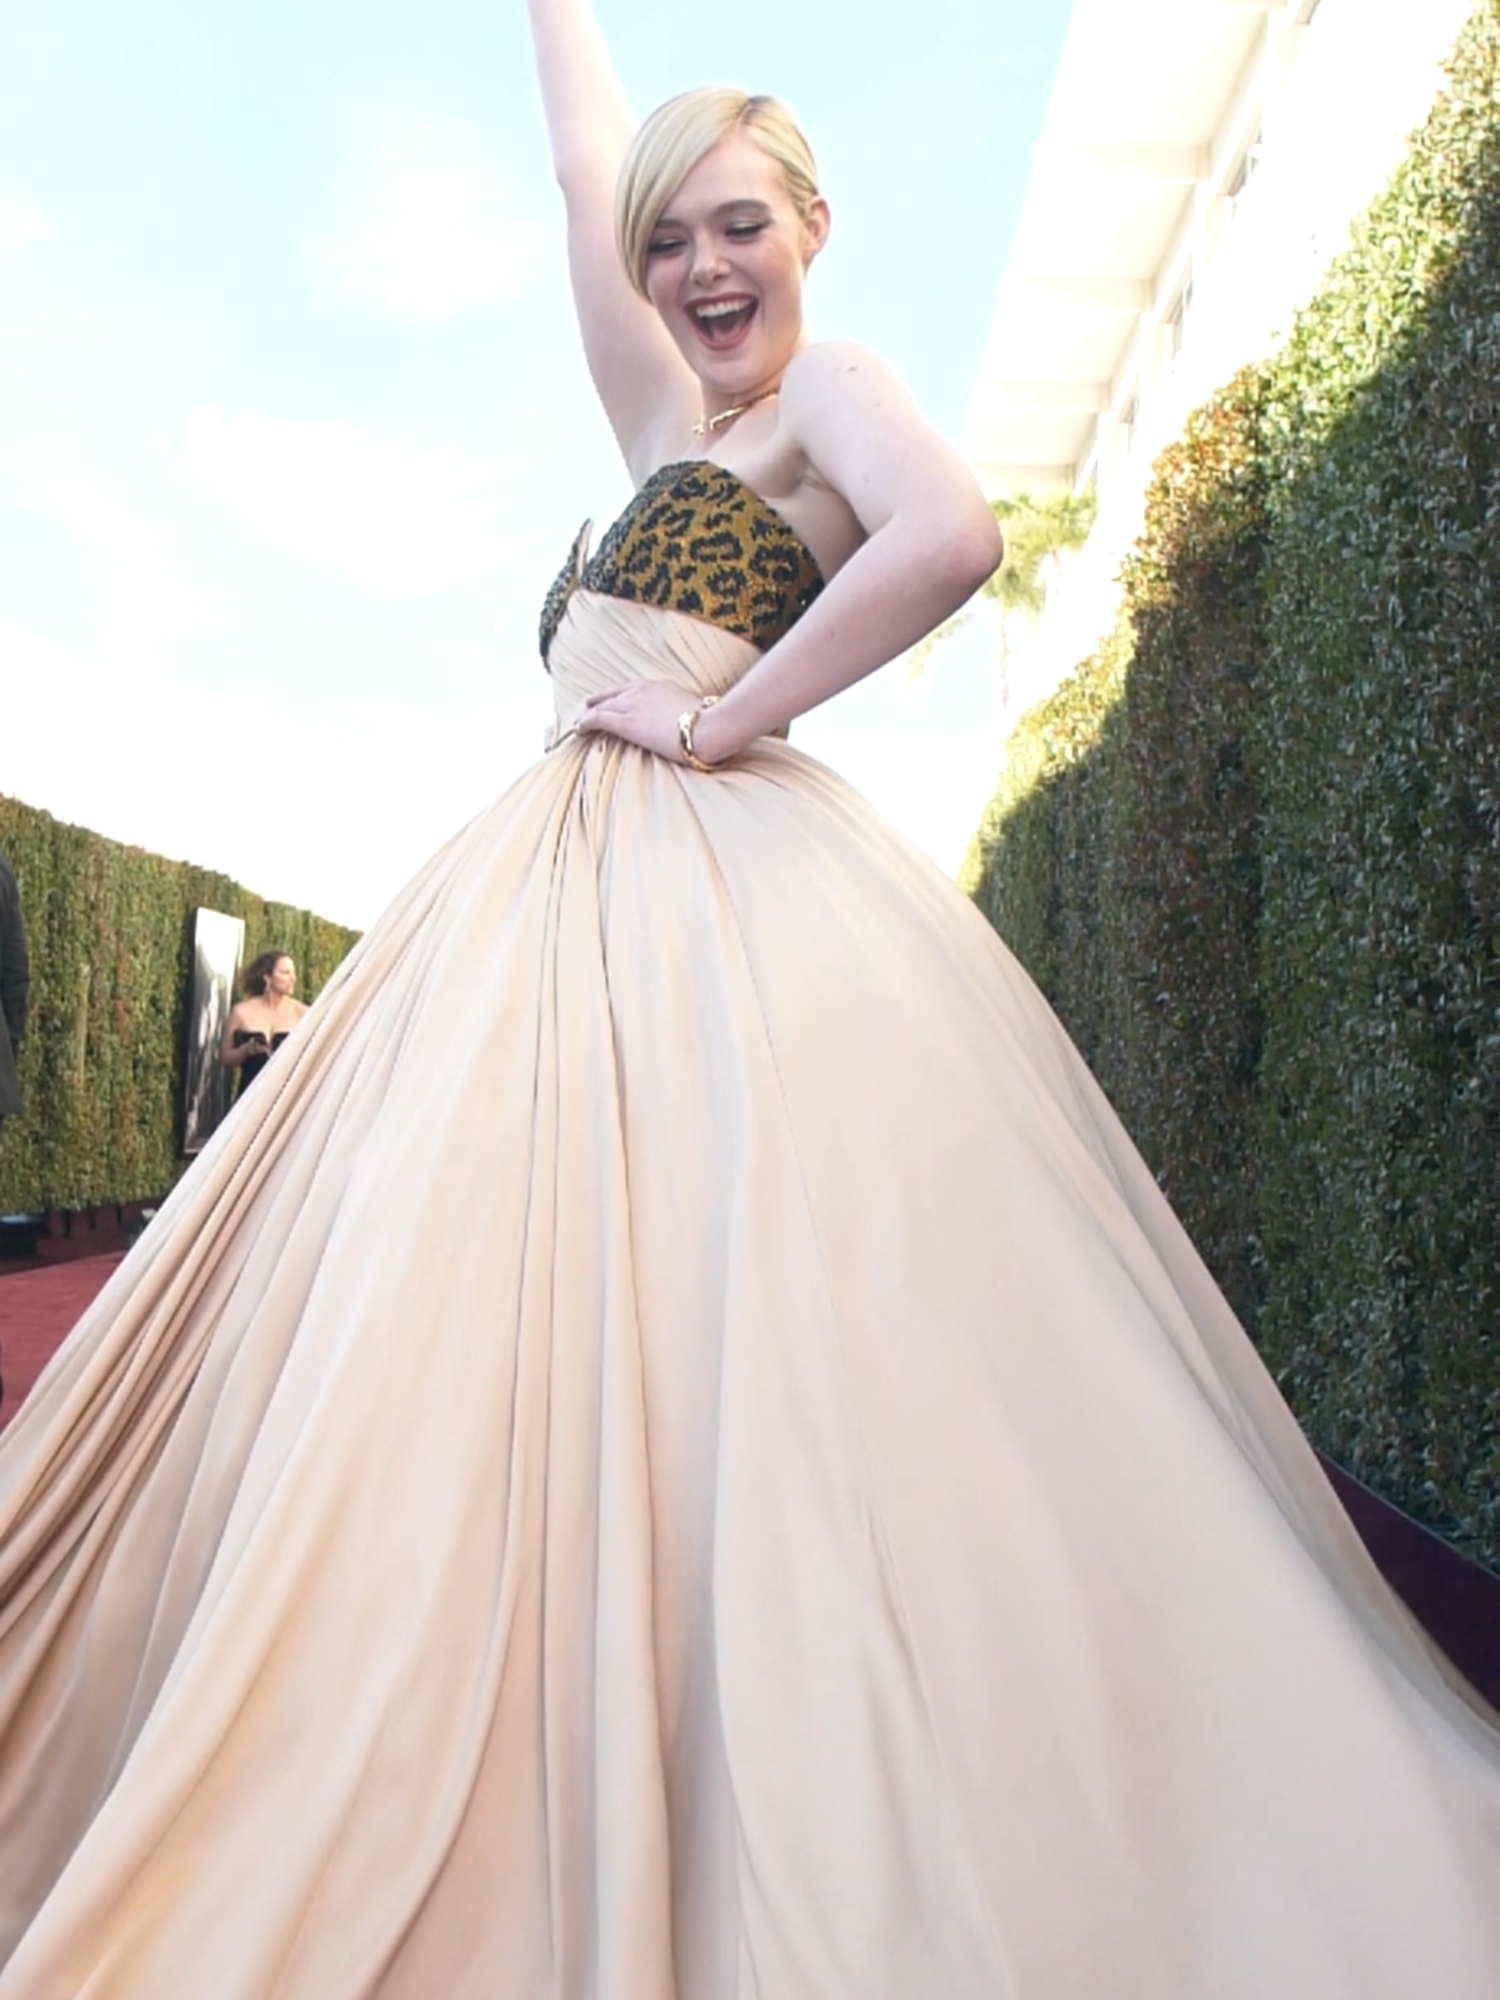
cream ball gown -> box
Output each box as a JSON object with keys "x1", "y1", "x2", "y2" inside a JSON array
[{"x1": 1, "y1": 460, "x2": 1498, "y2": 1998}]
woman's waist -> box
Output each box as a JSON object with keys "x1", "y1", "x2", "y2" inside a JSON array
[{"x1": 546, "y1": 591, "x2": 760, "y2": 718}]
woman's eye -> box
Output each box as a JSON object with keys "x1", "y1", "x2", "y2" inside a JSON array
[
  {"x1": 727, "y1": 222, "x2": 766, "y2": 240},
  {"x1": 647, "y1": 237, "x2": 686, "y2": 258}
]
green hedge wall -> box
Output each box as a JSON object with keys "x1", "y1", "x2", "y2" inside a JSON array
[
  {"x1": 0, "y1": 795, "x2": 359, "y2": 1214},
  {"x1": 964, "y1": 1, "x2": 1500, "y2": 1564},
  {"x1": 962, "y1": 373, "x2": 1269, "y2": 1330}
]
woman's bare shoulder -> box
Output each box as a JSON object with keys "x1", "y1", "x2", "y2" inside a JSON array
[
  {"x1": 776, "y1": 341, "x2": 958, "y2": 536},
  {"x1": 780, "y1": 340, "x2": 907, "y2": 406},
  {"x1": 778, "y1": 342, "x2": 925, "y2": 457}
]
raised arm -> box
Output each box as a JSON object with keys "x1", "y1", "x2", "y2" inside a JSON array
[{"x1": 527, "y1": 0, "x2": 699, "y2": 476}]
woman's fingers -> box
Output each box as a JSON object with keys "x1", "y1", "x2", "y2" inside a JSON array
[
  {"x1": 577, "y1": 686, "x2": 646, "y2": 727},
  {"x1": 565, "y1": 682, "x2": 702, "y2": 762}
]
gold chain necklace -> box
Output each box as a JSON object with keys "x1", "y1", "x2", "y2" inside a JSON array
[{"x1": 690, "y1": 386, "x2": 779, "y2": 437}]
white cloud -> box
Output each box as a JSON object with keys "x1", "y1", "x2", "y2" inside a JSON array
[
  {"x1": 306, "y1": 113, "x2": 546, "y2": 324},
  {"x1": 0, "y1": 193, "x2": 51, "y2": 259},
  {"x1": 0, "y1": 422, "x2": 219, "y2": 668},
  {"x1": 183, "y1": 405, "x2": 532, "y2": 601},
  {"x1": 0, "y1": 618, "x2": 553, "y2": 927}
]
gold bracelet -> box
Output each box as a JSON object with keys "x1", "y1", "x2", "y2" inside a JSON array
[{"x1": 677, "y1": 695, "x2": 721, "y2": 772}]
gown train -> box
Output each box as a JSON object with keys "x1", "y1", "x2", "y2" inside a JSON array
[{"x1": 1, "y1": 588, "x2": 1498, "y2": 1997}]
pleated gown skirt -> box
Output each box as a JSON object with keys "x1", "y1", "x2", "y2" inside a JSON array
[{"x1": 2, "y1": 593, "x2": 1499, "y2": 1998}]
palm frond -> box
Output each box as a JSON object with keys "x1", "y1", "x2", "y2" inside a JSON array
[{"x1": 908, "y1": 486, "x2": 1097, "y2": 684}]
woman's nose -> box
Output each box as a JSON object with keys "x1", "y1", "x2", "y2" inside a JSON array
[{"x1": 690, "y1": 233, "x2": 729, "y2": 284}]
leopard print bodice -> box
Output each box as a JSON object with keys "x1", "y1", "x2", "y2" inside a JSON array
[{"x1": 538, "y1": 460, "x2": 826, "y2": 665}]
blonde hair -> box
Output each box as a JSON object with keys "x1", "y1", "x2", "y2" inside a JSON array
[{"x1": 616, "y1": 87, "x2": 821, "y2": 297}]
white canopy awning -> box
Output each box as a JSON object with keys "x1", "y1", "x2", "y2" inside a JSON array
[{"x1": 963, "y1": 0, "x2": 1279, "y2": 484}]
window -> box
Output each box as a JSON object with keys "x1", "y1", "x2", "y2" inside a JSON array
[
  {"x1": 1167, "y1": 276, "x2": 1194, "y2": 362},
  {"x1": 1229, "y1": 128, "x2": 1264, "y2": 211}
]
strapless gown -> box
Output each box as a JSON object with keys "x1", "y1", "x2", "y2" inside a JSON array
[
  {"x1": 232, "y1": 1027, "x2": 292, "y2": 1095},
  {"x1": 1, "y1": 463, "x2": 1498, "y2": 1999}
]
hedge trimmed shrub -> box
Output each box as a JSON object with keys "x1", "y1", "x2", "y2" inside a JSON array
[
  {"x1": 1253, "y1": 0, "x2": 1500, "y2": 1553},
  {"x1": 962, "y1": 372, "x2": 1268, "y2": 1329},
  {"x1": 965, "y1": 1, "x2": 1500, "y2": 1564},
  {"x1": 1111, "y1": 376, "x2": 1269, "y2": 1330},
  {"x1": 962, "y1": 626, "x2": 1130, "y2": 1026},
  {"x1": 0, "y1": 795, "x2": 358, "y2": 1214}
]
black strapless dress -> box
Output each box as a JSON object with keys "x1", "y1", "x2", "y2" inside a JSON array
[{"x1": 232, "y1": 1028, "x2": 291, "y2": 1094}]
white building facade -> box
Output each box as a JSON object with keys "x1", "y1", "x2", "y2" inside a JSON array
[{"x1": 964, "y1": 0, "x2": 1474, "y2": 724}]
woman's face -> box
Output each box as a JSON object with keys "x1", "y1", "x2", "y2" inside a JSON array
[
  {"x1": 643, "y1": 132, "x2": 828, "y2": 411},
  {"x1": 268, "y1": 956, "x2": 297, "y2": 999}
]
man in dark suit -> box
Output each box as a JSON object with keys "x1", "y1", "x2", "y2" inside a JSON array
[
  {"x1": 0, "y1": 843, "x2": 27, "y2": 1395},
  {"x1": 0, "y1": 843, "x2": 29, "y2": 1145}
]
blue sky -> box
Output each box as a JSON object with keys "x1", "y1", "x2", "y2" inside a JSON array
[{"x1": 0, "y1": 0, "x2": 1073, "y2": 925}]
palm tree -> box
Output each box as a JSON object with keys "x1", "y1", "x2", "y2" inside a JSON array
[{"x1": 906, "y1": 487, "x2": 1097, "y2": 705}]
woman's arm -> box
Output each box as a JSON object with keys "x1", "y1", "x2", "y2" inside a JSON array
[
  {"x1": 576, "y1": 342, "x2": 1003, "y2": 759},
  {"x1": 698, "y1": 344, "x2": 1001, "y2": 754},
  {"x1": 527, "y1": 0, "x2": 699, "y2": 476}
]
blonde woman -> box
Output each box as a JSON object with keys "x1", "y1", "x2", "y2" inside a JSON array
[{"x1": 0, "y1": 2, "x2": 1497, "y2": 1993}]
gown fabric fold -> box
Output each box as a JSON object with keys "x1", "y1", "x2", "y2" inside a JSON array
[{"x1": 2, "y1": 579, "x2": 1499, "y2": 1999}]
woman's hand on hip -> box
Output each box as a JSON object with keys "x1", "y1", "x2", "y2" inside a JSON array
[{"x1": 575, "y1": 681, "x2": 726, "y2": 766}]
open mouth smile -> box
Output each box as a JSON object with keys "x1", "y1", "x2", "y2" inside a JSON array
[{"x1": 688, "y1": 297, "x2": 758, "y2": 349}]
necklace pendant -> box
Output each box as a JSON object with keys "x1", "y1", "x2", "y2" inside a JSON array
[
  {"x1": 690, "y1": 385, "x2": 779, "y2": 439},
  {"x1": 691, "y1": 403, "x2": 744, "y2": 438}
]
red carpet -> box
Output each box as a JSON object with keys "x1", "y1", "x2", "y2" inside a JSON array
[
  {"x1": 2, "y1": 1252, "x2": 1498, "y2": 1711},
  {"x1": 0, "y1": 1253, "x2": 125, "y2": 1428}
]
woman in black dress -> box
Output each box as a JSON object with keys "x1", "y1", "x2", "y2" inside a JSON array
[{"x1": 219, "y1": 948, "x2": 308, "y2": 1094}]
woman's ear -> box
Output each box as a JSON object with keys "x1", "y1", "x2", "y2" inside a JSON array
[{"x1": 802, "y1": 196, "x2": 831, "y2": 269}]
